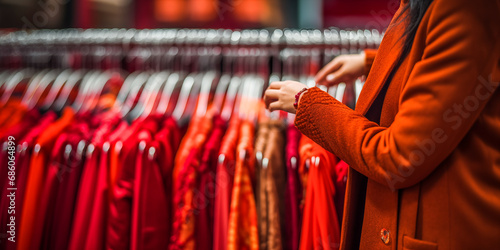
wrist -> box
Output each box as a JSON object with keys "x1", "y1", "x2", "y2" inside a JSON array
[{"x1": 293, "y1": 87, "x2": 308, "y2": 110}]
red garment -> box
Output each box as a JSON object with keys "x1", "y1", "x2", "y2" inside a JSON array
[
  {"x1": 131, "y1": 116, "x2": 164, "y2": 250},
  {"x1": 284, "y1": 124, "x2": 302, "y2": 250},
  {"x1": 213, "y1": 116, "x2": 240, "y2": 250},
  {"x1": 107, "y1": 119, "x2": 137, "y2": 198},
  {"x1": 47, "y1": 120, "x2": 93, "y2": 250},
  {"x1": 227, "y1": 121, "x2": 259, "y2": 250},
  {"x1": 18, "y1": 107, "x2": 75, "y2": 250},
  {"x1": 85, "y1": 113, "x2": 122, "y2": 250},
  {"x1": 107, "y1": 126, "x2": 139, "y2": 250},
  {"x1": 299, "y1": 136, "x2": 340, "y2": 250},
  {"x1": 0, "y1": 109, "x2": 39, "y2": 206},
  {"x1": 195, "y1": 115, "x2": 227, "y2": 250},
  {"x1": 40, "y1": 112, "x2": 98, "y2": 250},
  {"x1": 69, "y1": 112, "x2": 121, "y2": 250},
  {"x1": 134, "y1": 117, "x2": 181, "y2": 249},
  {"x1": 107, "y1": 117, "x2": 158, "y2": 250},
  {"x1": 0, "y1": 111, "x2": 55, "y2": 250},
  {"x1": 334, "y1": 160, "x2": 348, "y2": 227}
]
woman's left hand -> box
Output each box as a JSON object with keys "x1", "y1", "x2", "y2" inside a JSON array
[{"x1": 264, "y1": 80, "x2": 308, "y2": 114}]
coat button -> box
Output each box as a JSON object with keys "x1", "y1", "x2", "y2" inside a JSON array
[{"x1": 380, "y1": 228, "x2": 390, "y2": 244}]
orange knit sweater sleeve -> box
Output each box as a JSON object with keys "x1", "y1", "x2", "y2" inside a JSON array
[
  {"x1": 295, "y1": 0, "x2": 500, "y2": 190},
  {"x1": 363, "y1": 49, "x2": 377, "y2": 76}
]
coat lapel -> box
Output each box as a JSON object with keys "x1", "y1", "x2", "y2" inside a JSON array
[{"x1": 355, "y1": 7, "x2": 405, "y2": 116}]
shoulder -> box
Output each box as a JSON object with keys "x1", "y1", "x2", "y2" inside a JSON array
[{"x1": 426, "y1": 0, "x2": 500, "y2": 34}]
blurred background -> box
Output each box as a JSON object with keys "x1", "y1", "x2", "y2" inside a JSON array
[{"x1": 0, "y1": 0, "x2": 396, "y2": 31}]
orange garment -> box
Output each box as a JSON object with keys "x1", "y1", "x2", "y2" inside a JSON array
[
  {"x1": 295, "y1": 0, "x2": 500, "y2": 249},
  {"x1": 18, "y1": 107, "x2": 75, "y2": 250},
  {"x1": 227, "y1": 121, "x2": 259, "y2": 250},
  {"x1": 298, "y1": 136, "x2": 340, "y2": 250},
  {"x1": 0, "y1": 99, "x2": 27, "y2": 136},
  {"x1": 259, "y1": 121, "x2": 286, "y2": 250},
  {"x1": 254, "y1": 120, "x2": 269, "y2": 249},
  {"x1": 169, "y1": 108, "x2": 215, "y2": 250},
  {"x1": 173, "y1": 107, "x2": 216, "y2": 178}
]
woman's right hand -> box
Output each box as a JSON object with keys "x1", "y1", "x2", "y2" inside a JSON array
[{"x1": 315, "y1": 53, "x2": 366, "y2": 87}]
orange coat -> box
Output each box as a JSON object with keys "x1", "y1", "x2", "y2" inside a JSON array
[{"x1": 295, "y1": 0, "x2": 500, "y2": 249}]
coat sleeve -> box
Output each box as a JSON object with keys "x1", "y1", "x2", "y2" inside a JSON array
[
  {"x1": 363, "y1": 49, "x2": 377, "y2": 76},
  {"x1": 295, "y1": 0, "x2": 500, "y2": 190}
]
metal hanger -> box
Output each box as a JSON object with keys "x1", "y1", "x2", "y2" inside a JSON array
[
  {"x1": 72, "y1": 70, "x2": 100, "y2": 113},
  {"x1": 41, "y1": 69, "x2": 73, "y2": 111},
  {"x1": 155, "y1": 71, "x2": 184, "y2": 115},
  {"x1": 141, "y1": 71, "x2": 170, "y2": 118},
  {"x1": 172, "y1": 73, "x2": 203, "y2": 126},
  {"x1": 24, "y1": 69, "x2": 59, "y2": 110},
  {"x1": 0, "y1": 69, "x2": 34, "y2": 105},
  {"x1": 120, "y1": 72, "x2": 150, "y2": 119},
  {"x1": 53, "y1": 70, "x2": 84, "y2": 112}
]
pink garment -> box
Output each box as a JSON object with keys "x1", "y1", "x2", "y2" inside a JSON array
[{"x1": 285, "y1": 124, "x2": 302, "y2": 250}]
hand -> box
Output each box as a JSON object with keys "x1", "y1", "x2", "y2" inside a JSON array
[
  {"x1": 315, "y1": 53, "x2": 366, "y2": 87},
  {"x1": 264, "y1": 80, "x2": 308, "y2": 114}
]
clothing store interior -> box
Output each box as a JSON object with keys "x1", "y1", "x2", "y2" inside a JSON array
[{"x1": 0, "y1": 0, "x2": 396, "y2": 249}]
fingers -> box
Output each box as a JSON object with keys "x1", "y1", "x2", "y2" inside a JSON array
[
  {"x1": 268, "y1": 101, "x2": 281, "y2": 112},
  {"x1": 268, "y1": 81, "x2": 285, "y2": 90},
  {"x1": 315, "y1": 58, "x2": 343, "y2": 85},
  {"x1": 323, "y1": 71, "x2": 349, "y2": 86},
  {"x1": 264, "y1": 89, "x2": 279, "y2": 108}
]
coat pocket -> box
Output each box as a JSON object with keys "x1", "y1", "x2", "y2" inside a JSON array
[{"x1": 403, "y1": 235, "x2": 438, "y2": 250}]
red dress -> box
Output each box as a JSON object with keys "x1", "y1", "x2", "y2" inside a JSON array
[{"x1": 213, "y1": 116, "x2": 240, "y2": 250}]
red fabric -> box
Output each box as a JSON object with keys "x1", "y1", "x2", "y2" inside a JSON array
[
  {"x1": 213, "y1": 116, "x2": 240, "y2": 250},
  {"x1": 41, "y1": 112, "x2": 98, "y2": 250},
  {"x1": 131, "y1": 116, "x2": 163, "y2": 250},
  {"x1": 134, "y1": 117, "x2": 181, "y2": 249},
  {"x1": 69, "y1": 112, "x2": 120, "y2": 250},
  {"x1": 0, "y1": 111, "x2": 55, "y2": 250},
  {"x1": 0, "y1": 109, "x2": 39, "y2": 203},
  {"x1": 195, "y1": 115, "x2": 227, "y2": 250},
  {"x1": 106, "y1": 117, "x2": 157, "y2": 250},
  {"x1": 284, "y1": 124, "x2": 302, "y2": 250},
  {"x1": 85, "y1": 113, "x2": 122, "y2": 250},
  {"x1": 107, "y1": 130, "x2": 138, "y2": 250},
  {"x1": 299, "y1": 136, "x2": 340, "y2": 250},
  {"x1": 334, "y1": 160, "x2": 348, "y2": 226},
  {"x1": 47, "y1": 120, "x2": 93, "y2": 250},
  {"x1": 18, "y1": 107, "x2": 75, "y2": 250}
]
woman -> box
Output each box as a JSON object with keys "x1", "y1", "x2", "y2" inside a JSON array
[{"x1": 264, "y1": 0, "x2": 500, "y2": 249}]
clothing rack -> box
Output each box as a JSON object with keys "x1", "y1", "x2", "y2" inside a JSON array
[
  {"x1": 0, "y1": 28, "x2": 382, "y2": 250},
  {"x1": 0, "y1": 28, "x2": 382, "y2": 71}
]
